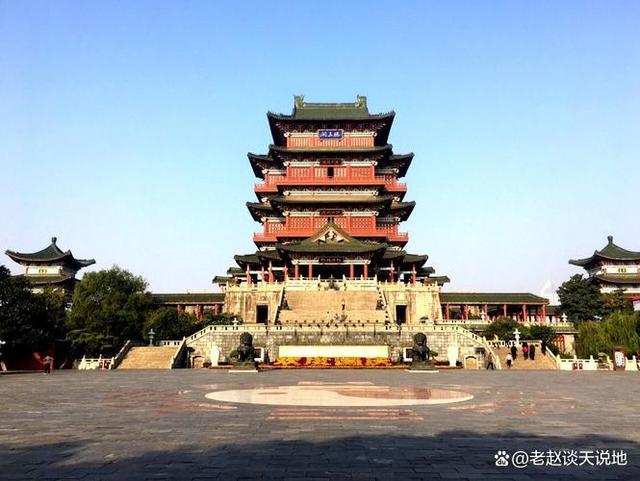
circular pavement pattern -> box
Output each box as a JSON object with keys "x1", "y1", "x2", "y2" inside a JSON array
[{"x1": 205, "y1": 383, "x2": 474, "y2": 407}]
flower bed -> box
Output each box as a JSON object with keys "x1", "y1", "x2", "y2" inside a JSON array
[{"x1": 272, "y1": 356, "x2": 394, "y2": 368}]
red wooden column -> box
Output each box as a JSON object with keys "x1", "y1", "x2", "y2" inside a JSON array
[
  {"x1": 389, "y1": 260, "x2": 394, "y2": 282},
  {"x1": 445, "y1": 304, "x2": 450, "y2": 320},
  {"x1": 308, "y1": 263, "x2": 313, "y2": 279},
  {"x1": 268, "y1": 260, "x2": 273, "y2": 283},
  {"x1": 294, "y1": 263, "x2": 299, "y2": 280},
  {"x1": 349, "y1": 263, "x2": 354, "y2": 280},
  {"x1": 260, "y1": 267, "x2": 265, "y2": 282},
  {"x1": 503, "y1": 304, "x2": 507, "y2": 318},
  {"x1": 542, "y1": 304, "x2": 547, "y2": 323},
  {"x1": 484, "y1": 303, "x2": 488, "y2": 318},
  {"x1": 462, "y1": 304, "x2": 468, "y2": 320},
  {"x1": 522, "y1": 303, "x2": 527, "y2": 322},
  {"x1": 363, "y1": 263, "x2": 368, "y2": 278},
  {"x1": 411, "y1": 263, "x2": 417, "y2": 285},
  {"x1": 246, "y1": 266, "x2": 251, "y2": 285}
]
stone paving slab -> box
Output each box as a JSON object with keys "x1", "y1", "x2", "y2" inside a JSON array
[{"x1": 0, "y1": 369, "x2": 638, "y2": 480}]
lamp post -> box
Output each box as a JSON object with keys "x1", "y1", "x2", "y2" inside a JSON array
[{"x1": 148, "y1": 329, "x2": 155, "y2": 346}]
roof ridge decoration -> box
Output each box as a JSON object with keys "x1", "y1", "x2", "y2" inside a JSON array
[
  {"x1": 5, "y1": 236, "x2": 96, "y2": 268},
  {"x1": 569, "y1": 235, "x2": 640, "y2": 266},
  {"x1": 293, "y1": 94, "x2": 369, "y2": 113}
]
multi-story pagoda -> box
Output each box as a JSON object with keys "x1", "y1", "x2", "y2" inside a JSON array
[
  {"x1": 215, "y1": 96, "x2": 448, "y2": 324},
  {"x1": 5, "y1": 237, "x2": 95, "y2": 294},
  {"x1": 570, "y1": 235, "x2": 640, "y2": 310}
]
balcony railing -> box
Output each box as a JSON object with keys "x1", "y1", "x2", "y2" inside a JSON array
[
  {"x1": 255, "y1": 176, "x2": 407, "y2": 193},
  {"x1": 253, "y1": 228, "x2": 408, "y2": 243}
]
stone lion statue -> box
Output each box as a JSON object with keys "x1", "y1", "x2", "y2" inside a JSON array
[
  {"x1": 412, "y1": 332, "x2": 430, "y2": 362},
  {"x1": 236, "y1": 332, "x2": 256, "y2": 363}
]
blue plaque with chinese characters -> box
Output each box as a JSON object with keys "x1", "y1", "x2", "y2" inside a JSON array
[{"x1": 318, "y1": 129, "x2": 343, "y2": 140}]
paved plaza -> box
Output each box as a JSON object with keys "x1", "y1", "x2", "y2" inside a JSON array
[{"x1": 1, "y1": 369, "x2": 639, "y2": 480}]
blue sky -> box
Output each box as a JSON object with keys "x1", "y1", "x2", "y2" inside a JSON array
[{"x1": 1, "y1": 1, "x2": 638, "y2": 295}]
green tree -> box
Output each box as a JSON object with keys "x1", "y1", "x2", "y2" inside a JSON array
[
  {"x1": 602, "y1": 289, "x2": 633, "y2": 317},
  {"x1": 575, "y1": 312, "x2": 640, "y2": 358},
  {"x1": 482, "y1": 318, "x2": 530, "y2": 341},
  {"x1": 66, "y1": 266, "x2": 150, "y2": 356},
  {"x1": 0, "y1": 266, "x2": 66, "y2": 353},
  {"x1": 528, "y1": 325, "x2": 557, "y2": 345},
  {"x1": 145, "y1": 308, "x2": 197, "y2": 340},
  {"x1": 203, "y1": 311, "x2": 236, "y2": 326},
  {"x1": 557, "y1": 274, "x2": 604, "y2": 323}
]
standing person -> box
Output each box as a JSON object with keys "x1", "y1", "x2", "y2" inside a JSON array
[
  {"x1": 522, "y1": 342, "x2": 529, "y2": 360},
  {"x1": 529, "y1": 344, "x2": 536, "y2": 361},
  {"x1": 42, "y1": 354, "x2": 53, "y2": 374},
  {"x1": 486, "y1": 352, "x2": 495, "y2": 370},
  {"x1": 541, "y1": 340, "x2": 547, "y2": 355},
  {"x1": 510, "y1": 343, "x2": 517, "y2": 361},
  {"x1": 506, "y1": 353, "x2": 513, "y2": 368}
]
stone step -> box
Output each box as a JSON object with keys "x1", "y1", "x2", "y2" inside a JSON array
[
  {"x1": 285, "y1": 290, "x2": 378, "y2": 312},
  {"x1": 278, "y1": 310, "x2": 387, "y2": 323},
  {"x1": 494, "y1": 346, "x2": 557, "y2": 370},
  {"x1": 118, "y1": 346, "x2": 178, "y2": 369}
]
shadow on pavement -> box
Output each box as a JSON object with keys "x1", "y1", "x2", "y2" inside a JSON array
[{"x1": 1, "y1": 430, "x2": 638, "y2": 480}]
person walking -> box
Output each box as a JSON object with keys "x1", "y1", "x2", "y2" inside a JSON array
[
  {"x1": 541, "y1": 340, "x2": 547, "y2": 355},
  {"x1": 486, "y1": 352, "x2": 495, "y2": 370},
  {"x1": 42, "y1": 354, "x2": 53, "y2": 374},
  {"x1": 522, "y1": 342, "x2": 529, "y2": 360},
  {"x1": 506, "y1": 353, "x2": 513, "y2": 368},
  {"x1": 529, "y1": 344, "x2": 536, "y2": 361},
  {"x1": 510, "y1": 344, "x2": 517, "y2": 360}
]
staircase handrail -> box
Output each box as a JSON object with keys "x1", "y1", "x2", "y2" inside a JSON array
[
  {"x1": 274, "y1": 284, "x2": 285, "y2": 324},
  {"x1": 376, "y1": 284, "x2": 394, "y2": 323},
  {"x1": 169, "y1": 337, "x2": 188, "y2": 369},
  {"x1": 112, "y1": 340, "x2": 134, "y2": 369}
]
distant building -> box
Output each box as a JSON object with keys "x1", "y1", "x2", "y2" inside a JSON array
[
  {"x1": 5, "y1": 237, "x2": 95, "y2": 295},
  {"x1": 570, "y1": 235, "x2": 640, "y2": 310}
]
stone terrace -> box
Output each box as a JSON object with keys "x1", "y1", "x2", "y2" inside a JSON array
[{"x1": 0, "y1": 370, "x2": 638, "y2": 480}]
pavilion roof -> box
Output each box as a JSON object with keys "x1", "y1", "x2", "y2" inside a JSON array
[
  {"x1": 388, "y1": 201, "x2": 415, "y2": 221},
  {"x1": 276, "y1": 222, "x2": 387, "y2": 255},
  {"x1": 593, "y1": 273, "x2": 640, "y2": 285},
  {"x1": 269, "y1": 194, "x2": 395, "y2": 211},
  {"x1": 246, "y1": 201, "x2": 274, "y2": 221},
  {"x1": 267, "y1": 96, "x2": 395, "y2": 145},
  {"x1": 384, "y1": 153, "x2": 414, "y2": 178},
  {"x1": 6, "y1": 237, "x2": 95, "y2": 271},
  {"x1": 15, "y1": 273, "x2": 77, "y2": 286},
  {"x1": 440, "y1": 292, "x2": 549, "y2": 305},
  {"x1": 423, "y1": 275, "x2": 450, "y2": 285},
  {"x1": 570, "y1": 236, "x2": 640, "y2": 267}
]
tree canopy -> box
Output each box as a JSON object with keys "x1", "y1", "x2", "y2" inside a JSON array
[
  {"x1": 144, "y1": 308, "x2": 197, "y2": 341},
  {"x1": 557, "y1": 274, "x2": 605, "y2": 322},
  {"x1": 66, "y1": 266, "x2": 150, "y2": 355},
  {"x1": 0, "y1": 266, "x2": 66, "y2": 354},
  {"x1": 575, "y1": 312, "x2": 640, "y2": 358}
]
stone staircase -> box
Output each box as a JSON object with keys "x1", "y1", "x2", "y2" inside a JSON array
[
  {"x1": 494, "y1": 346, "x2": 557, "y2": 370},
  {"x1": 278, "y1": 289, "x2": 386, "y2": 323},
  {"x1": 117, "y1": 346, "x2": 178, "y2": 369}
]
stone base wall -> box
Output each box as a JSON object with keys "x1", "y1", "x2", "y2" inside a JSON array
[
  {"x1": 379, "y1": 282, "x2": 443, "y2": 322},
  {"x1": 223, "y1": 280, "x2": 443, "y2": 325},
  {"x1": 186, "y1": 325, "x2": 487, "y2": 367}
]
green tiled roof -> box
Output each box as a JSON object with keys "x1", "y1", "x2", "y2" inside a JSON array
[
  {"x1": 593, "y1": 273, "x2": 640, "y2": 285},
  {"x1": 269, "y1": 144, "x2": 392, "y2": 155},
  {"x1": 151, "y1": 293, "x2": 224, "y2": 304},
  {"x1": 270, "y1": 194, "x2": 395, "y2": 206},
  {"x1": 570, "y1": 236, "x2": 640, "y2": 267},
  {"x1": 16, "y1": 273, "x2": 76, "y2": 286},
  {"x1": 425, "y1": 275, "x2": 450, "y2": 285},
  {"x1": 6, "y1": 237, "x2": 95, "y2": 270},
  {"x1": 440, "y1": 292, "x2": 549, "y2": 304},
  {"x1": 276, "y1": 222, "x2": 387, "y2": 255},
  {"x1": 268, "y1": 95, "x2": 396, "y2": 121},
  {"x1": 212, "y1": 276, "x2": 232, "y2": 284}
]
